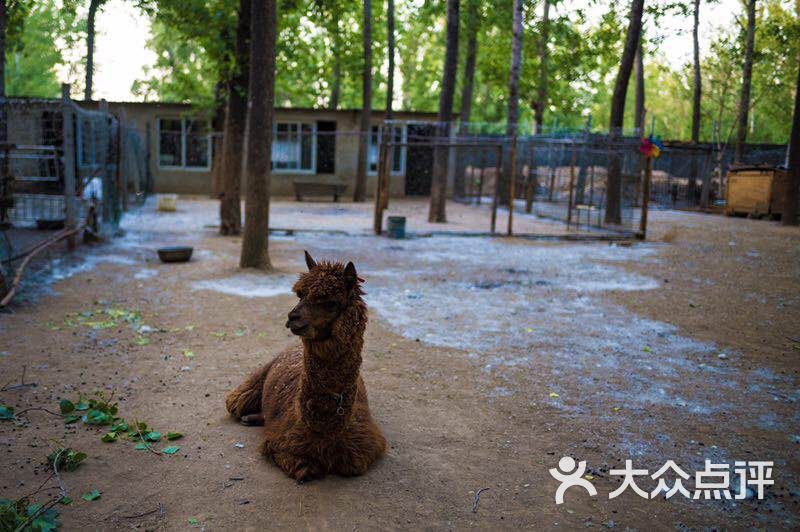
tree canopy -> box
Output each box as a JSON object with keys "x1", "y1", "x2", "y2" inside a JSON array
[{"x1": 2, "y1": 0, "x2": 798, "y2": 143}]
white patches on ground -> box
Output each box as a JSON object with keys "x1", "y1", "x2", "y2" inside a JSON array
[
  {"x1": 134, "y1": 268, "x2": 158, "y2": 280},
  {"x1": 287, "y1": 233, "x2": 788, "y2": 430},
  {"x1": 191, "y1": 273, "x2": 297, "y2": 299}
]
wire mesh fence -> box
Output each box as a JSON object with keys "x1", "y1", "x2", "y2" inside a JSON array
[{"x1": 0, "y1": 90, "x2": 150, "y2": 265}]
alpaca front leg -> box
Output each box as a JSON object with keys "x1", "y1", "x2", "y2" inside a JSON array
[
  {"x1": 272, "y1": 452, "x2": 324, "y2": 483},
  {"x1": 225, "y1": 360, "x2": 273, "y2": 419}
]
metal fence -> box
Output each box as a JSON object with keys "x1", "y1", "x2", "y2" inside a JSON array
[{"x1": 0, "y1": 87, "x2": 150, "y2": 265}]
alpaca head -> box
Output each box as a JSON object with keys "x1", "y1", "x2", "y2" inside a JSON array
[{"x1": 286, "y1": 251, "x2": 366, "y2": 342}]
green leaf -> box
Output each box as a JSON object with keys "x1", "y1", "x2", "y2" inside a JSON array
[
  {"x1": 63, "y1": 414, "x2": 80, "y2": 424},
  {"x1": 0, "y1": 405, "x2": 14, "y2": 420},
  {"x1": 161, "y1": 445, "x2": 180, "y2": 455},
  {"x1": 188, "y1": 517, "x2": 199, "y2": 525},
  {"x1": 182, "y1": 349, "x2": 195, "y2": 359},
  {"x1": 111, "y1": 421, "x2": 129, "y2": 432},
  {"x1": 101, "y1": 432, "x2": 118, "y2": 443},
  {"x1": 81, "y1": 489, "x2": 101, "y2": 501},
  {"x1": 144, "y1": 431, "x2": 162, "y2": 442},
  {"x1": 29, "y1": 505, "x2": 60, "y2": 532},
  {"x1": 134, "y1": 442, "x2": 150, "y2": 450},
  {"x1": 75, "y1": 400, "x2": 90, "y2": 411},
  {"x1": 84, "y1": 410, "x2": 113, "y2": 425},
  {"x1": 166, "y1": 432, "x2": 183, "y2": 441},
  {"x1": 59, "y1": 496, "x2": 72, "y2": 505},
  {"x1": 59, "y1": 399, "x2": 75, "y2": 414},
  {"x1": 134, "y1": 336, "x2": 150, "y2": 346}
]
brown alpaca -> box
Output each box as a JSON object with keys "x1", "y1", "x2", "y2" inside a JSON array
[{"x1": 225, "y1": 251, "x2": 387, "y2": 482}]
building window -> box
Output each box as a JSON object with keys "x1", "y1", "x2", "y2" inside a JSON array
[
  {"x1": 157, "y1": 117, "x2": 211, "y2": 169},
  {"x1": 368, "y1": 125, "x2": 405, "y2": 175},
  {"x1": 272, "y1": 122, "x2": 315, "y2": 173}
]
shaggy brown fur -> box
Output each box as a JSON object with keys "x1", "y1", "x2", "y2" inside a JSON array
[{"x1": 225, "y1": 251, "x2": 387, "y2": 482}]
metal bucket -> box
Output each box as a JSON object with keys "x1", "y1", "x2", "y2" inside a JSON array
[{"x1": 386, "y1": 216, "x2": 406, "y2": 239}]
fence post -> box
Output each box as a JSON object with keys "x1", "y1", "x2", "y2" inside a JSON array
[
  {"x1": 373, "y1": 125, "x2": 387, "y2": 235},
  {"x1": 507, "y1": 134, "x2": 517, "y2": 236},
  {"x1": 638, "y1": 155, "x2": 652, "y2": 239},
  {"x1": 490, "y1": 145, "x2": 502, "y2": 233},
  {"x1": 567, "y1": 141, "x2": 577, "y2": 226},
  {"x1": 61, "y1": 84, "x2": 78, "y2": 250},
  {"x1": 525, "y1": 141, "x2": 535, "y2": 213}
]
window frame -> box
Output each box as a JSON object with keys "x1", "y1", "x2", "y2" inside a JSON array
[
  {"x1": 271, "y1": 120, "x2": 317, "y2": 175},
  {"x1": 156, "y1": 116, "x2": 212, "y2": 171},
  {"x1": 368, "y1": 124, "x2": 406, "y2": 176}
]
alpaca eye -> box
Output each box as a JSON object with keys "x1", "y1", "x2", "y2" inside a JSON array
[{"x1": 297, "y1": 291, "x2": 306, "y2": 299}]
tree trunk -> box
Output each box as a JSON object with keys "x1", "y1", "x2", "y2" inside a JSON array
[
  {"x1": 534, "y1": 0, "x2": 550, "y2": 134},
  {"x1": 604, "y1": 0, "x2": 644, "y2": 225},
  {"x1": 497, "y1": 0, "x2": 523, "y2": 208},
  {"x1": 634, "y1": 39, "x2": 644, "y2": 134},
  {"x1": 386, "y1": 0, "x2": 395, "y2": 120},
  {"x1": 0, "y1": 0, "x2": 7, "y2": 143},
  {"x1": 85, "y1": 0, "x2": 102, "y2": 101},
  {"x1": 330, "y1": 9, "x2": 341, "y2": 110},
  {"x1": 782, "y1": 54, "x2": 800, "y2": 226},
  {"x1": 454, "y1": 0, "x2": 479, "y2": 199},
  {"x1": 240, "y1": 0, "x2": 276, "y2": 269},
  {"x1": 210, "y1": 77, "x2": 227, "y2": 197},
  {"x1": 219, "y1": 0, "x2": 251, "y2": 235},
  {"x1": 428, "y1": 0, "x2": 460, "y2": 223},
  {"x1": 0, "y1": 0, "x2": 6, "y2": 99},
  {"x1": 689, "y1": 0, "x2": 701, "y2": 205},
  {"x1": 734, "y1": 0, "x2": 756, "y2": 164},
  {"x1": 353, "y1": 0, "x2": 372, "y2": 202}
]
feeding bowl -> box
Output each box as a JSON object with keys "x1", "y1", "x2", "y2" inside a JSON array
[{"x1": 157, "y1": 246, "x2": 193, "y2": 263}]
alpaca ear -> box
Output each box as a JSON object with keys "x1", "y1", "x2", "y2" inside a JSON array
[
  {"x1": 344, "y1": 261, "x2": 357, "y2": 286},
  {"x1": 304, "y1": 250, "x2": 317, "y2": 271}
]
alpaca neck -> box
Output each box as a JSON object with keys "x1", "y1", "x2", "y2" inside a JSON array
[{"x1": 299, "y1": 301, "x2": 366, "y2": 431}]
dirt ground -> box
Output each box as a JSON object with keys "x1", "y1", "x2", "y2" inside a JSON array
[{"x1": 0, "y1": 197, "x2": 798, "y2": 530}]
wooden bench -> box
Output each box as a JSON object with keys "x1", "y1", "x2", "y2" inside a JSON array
[{"x1": 293, "y1": 181, "x2": 348, "y2": 202}]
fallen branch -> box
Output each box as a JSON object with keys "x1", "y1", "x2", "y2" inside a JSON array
[
  {"x1": 121, "y1": 504, "x2": 163, "y2": 519},
  {"x1": 472, "y1": 487, "x2": 489, "y2": 513},
  {"x1": 13, "y1": 449, "x2": 68, "y2": 532},
  {"x1": 134, "y1": 418, "x2": 162, "y2": 457},
  {"x1": 13, "y1": 406, "x2": 63, "y2": 418},
  {"x1": 1, "y1": 365, "x2": 36, "y2": 392},
  {"x1": 1, "y1": 225, "x2": 84, "y2": 308}
]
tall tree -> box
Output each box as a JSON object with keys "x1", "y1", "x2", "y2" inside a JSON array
[
  {"x1": 330, "y1": 7, "x2": 341, "y2": 109},
  {"x1": 534, "y1": 0, "x2": 550, "y2": 134},
  {"x1": 386, "y1": 0, "x2": 395, "y2": 119},
  {"x1": 454, "y1": 0, "x2": 479, "y2": 199},
  {"x1": 0, "y1": 0, "x2": 6, "y2": 100},
  {"x1": 689, "y1": 0, "x2": 702, "y2": 204},
  {"x1": 240, "y1": 0, "x2": 276, "y2": 269},
  {"x1": 734, "y1": 0, "x2": 756, "y2": 163},
  {"x1": 498, "y1": 0, "x2": 523, "y2": 208},
  {"x1": 634, "y1": 39, "x2": 644, "y2": 134},
  {"x1": 604, "y1": 0, "x2": 644, "y2": 225},
  {"x1": 219, "y1": 0, "x2": 250, "y2": 236},
  {"x1": 428, "y1": 0, "x2": 459, "y2": 223},
  {"x1": 84, "y1": 0, "x2": 106, "y2": 101},
  {"x1": 353, "y1": 0, "x2": 372, "y2": 202},
  {"x1": 782, "y1": 54, "x2": 799, "y2": 226}
]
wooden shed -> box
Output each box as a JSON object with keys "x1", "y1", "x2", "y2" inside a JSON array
[{"x1": 725, "y1": 166, "x2": 789, "y2": 219}]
